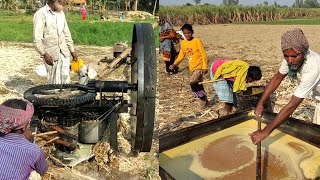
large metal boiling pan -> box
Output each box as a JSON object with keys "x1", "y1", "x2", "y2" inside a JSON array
[{"x1": 159, "y1": 110, "x2": 320, "y2": 179}]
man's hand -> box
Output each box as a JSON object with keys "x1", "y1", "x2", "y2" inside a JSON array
[
  {"x1": 159, "y1": 37, "x2": 164, "y2": 43},
  {"x1": 23, "y1": 129, "x2": 33, "y2": 142},
  {"x1": 43, "y1": 53, "x2": 53, "y2": 66},
  {"x1": 169, "y1": 64, "x2": 177, "y2": 70},
  {"x1": 255, "y1": 104, "x2": 264, "y2": 118},
  {"x1": 202, "y1": 69, "x2": 208, "y2": 75},
  {"x1": 71, "y1": 52, "x2": 78, "y2": 61},
  {"x1": 249, "y1": 129, "x2": 270, "y2": 145}
]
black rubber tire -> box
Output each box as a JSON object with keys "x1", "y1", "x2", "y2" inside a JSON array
[{"x1": 24, "y1": 84, "x2": 96, "y2": 106}]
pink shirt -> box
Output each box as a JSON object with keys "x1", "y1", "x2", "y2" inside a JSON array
[
  {"x1": 81, "y1": 6, "x2": 87, "y2": 15},
  {"x1": 211, "y1": 58, "x2": 236, "y2": 82}
]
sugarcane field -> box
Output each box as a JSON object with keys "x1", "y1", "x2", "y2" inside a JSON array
[
  {"x1": 1, "y1": 0, "x2": 320, "y2": 179},
  {"x1": 158, "y1": 1, "x2": 320, "y2": 179}
]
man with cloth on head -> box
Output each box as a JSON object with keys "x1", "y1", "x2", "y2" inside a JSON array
[
  {"x1": 0, "y1": 99, "x2": 48, "y2": 180},
  {"x1": 249, "y1": 28, "x2": 320, "y2": 145},
  {"x1": 33, "y1": 0, "x2": 78, "y2": 84}
]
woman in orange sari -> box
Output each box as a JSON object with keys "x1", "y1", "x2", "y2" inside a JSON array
[{"x1": 159, "y1": 16, "x2": 180, "y2": 75}]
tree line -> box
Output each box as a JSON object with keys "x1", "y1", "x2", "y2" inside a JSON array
[{"x1": 0, "y1": 0, "x2": 158, "y2": 14}]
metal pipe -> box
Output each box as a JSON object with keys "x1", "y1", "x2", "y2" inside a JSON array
[{"x1": 94, "y1": 80, "x2": 136, "y2": 92}]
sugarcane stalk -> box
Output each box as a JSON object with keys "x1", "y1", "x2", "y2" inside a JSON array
[
  {"x1": 198, "y1": 78, "x2": 225, "y2": 85},
  {"x1": 256, "y1": 115, "x2": 262, "y2": 180},
  {"x1": 34, "y1": 130, "x2": 58, "y2": 137}
]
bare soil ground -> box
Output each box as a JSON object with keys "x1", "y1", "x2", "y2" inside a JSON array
[
  {"x1": 0, "y1": 41, "x2": 159, "y2": 179},
  {"x1": 158, "y1": 24, "x2": 320, "y2": 135}
]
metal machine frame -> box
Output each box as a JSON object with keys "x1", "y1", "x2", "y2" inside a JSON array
[{"x1": 24, "y1": 23, "x2": 157, "y2": 153}]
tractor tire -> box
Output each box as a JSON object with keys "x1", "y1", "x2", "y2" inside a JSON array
[{"x1": 24, "y1": 84, "x2": 96, "y2": 106}]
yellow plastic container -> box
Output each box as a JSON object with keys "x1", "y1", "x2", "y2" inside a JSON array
[{"x1": 71, "y1": 59, "x2": 84, "y2": 72}]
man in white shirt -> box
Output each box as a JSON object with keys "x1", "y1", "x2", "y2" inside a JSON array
[
  {"x1": 249, "y1": 28, "x2": 320, "y2": 145},
  {"x1": 33, "y1": 0, "x2": 77, "y2": 84}
]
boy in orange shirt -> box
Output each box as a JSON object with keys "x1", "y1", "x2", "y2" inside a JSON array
[{"x1": 170, "y1": 24, "x2": 209, "y2": 108}]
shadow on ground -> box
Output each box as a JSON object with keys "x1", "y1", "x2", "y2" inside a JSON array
[{"x1": 5, "y1": 76, "x2": 35, "y2": 94}]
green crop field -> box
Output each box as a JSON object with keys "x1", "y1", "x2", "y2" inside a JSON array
[{"x1": 0, "y1": 10, "x2": 159, "y2": 46}]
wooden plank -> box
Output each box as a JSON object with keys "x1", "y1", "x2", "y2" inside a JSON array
[{"x1": 98, "y1": 22, "x2": 159, "y2": 79}]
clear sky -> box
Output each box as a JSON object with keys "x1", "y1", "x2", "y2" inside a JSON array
[{"x1": 159, "y1": 0, "x2": 295, "y2": 6}]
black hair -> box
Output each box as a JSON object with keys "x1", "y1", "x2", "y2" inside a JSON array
[
  {"x1": 247, "y1": 66, "x2": 262, "y2": 81},
  {"x1": 2, "y1": 99, "x2": 27, "y2": 110},
  {"x1": 181, "y1": 24, "x2": 193, "y2": 33}
]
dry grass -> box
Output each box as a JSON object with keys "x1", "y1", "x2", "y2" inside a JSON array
[{"x1": 158, "y1": 24, "x2": 319, "y2": 135}]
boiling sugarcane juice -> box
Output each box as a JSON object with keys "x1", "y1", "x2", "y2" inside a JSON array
[{"x1": 160, "y1": 120, "x2": 320, "y2": 180}]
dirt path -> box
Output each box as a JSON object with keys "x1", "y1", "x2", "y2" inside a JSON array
[
  {"x1": 158, "y1": 24, "x2": 320, "y2": 135},
  {"x1": 0, "y1": 41, "x2": 159, "y2": 179}
]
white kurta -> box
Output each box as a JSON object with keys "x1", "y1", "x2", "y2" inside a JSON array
[
  {"x1": 33, "y1": 4, "x2": 75, "y2": 84},
  {"x1": 45, "y1": 53, "x2": 70, "y2": 84}
]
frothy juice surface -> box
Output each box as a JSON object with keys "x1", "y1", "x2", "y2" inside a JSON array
[{"x1": 160, "y1": 120, "x2": 320, "y2": 180}]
